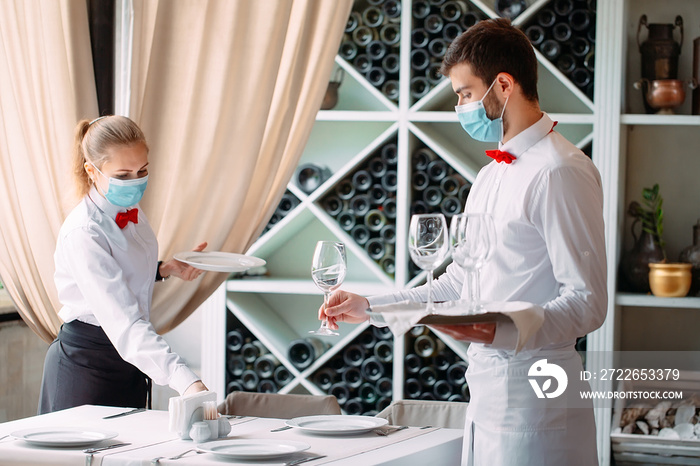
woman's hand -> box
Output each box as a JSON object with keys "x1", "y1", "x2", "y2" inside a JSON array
[
  {"x1": 183, "y1": 380, "x2": 208, "y2": 396},
  {"x1": 321, "y1": 290, "x2": 370, "y2": 330},
  {"x1": 429, "y1": 323, "x2": 497, "y2": 344},
  {"x1": 160, "y1": 242, "x2": 208, "y2": 281}
]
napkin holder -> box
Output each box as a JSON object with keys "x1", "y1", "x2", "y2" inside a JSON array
[{"x1": 168, "y1": 390, "x2": 218, "y2": 440}]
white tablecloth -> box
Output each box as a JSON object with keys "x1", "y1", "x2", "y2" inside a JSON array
[{"x1": 0, "y1": 405, "x2": 463, "y2": 465}]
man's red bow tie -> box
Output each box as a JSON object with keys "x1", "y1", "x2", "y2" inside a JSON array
[
  {"x1": 115, "y1": 209, "x2": 139, "y2": 229},
  {"x1": 485, "y1": 149, "x2": 516, "y2": 164}
]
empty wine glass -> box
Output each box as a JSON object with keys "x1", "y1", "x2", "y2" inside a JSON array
[
  {"x1": 310, "y1": 241, "x2": 346, "y2": 336},
  {"x1": 449, "y1": 213, "x2": 496, "y2": 313},
  {"x1": 408, "y1": 213, "x2": 449, "y2": 313}
]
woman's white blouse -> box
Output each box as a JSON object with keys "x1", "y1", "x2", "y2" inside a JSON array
[{"x1": 54, "y1": 186, "x2": 199, "y2": 394}]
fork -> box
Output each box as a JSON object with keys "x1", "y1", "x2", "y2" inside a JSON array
[
  {"x1": 84, "y1": 443, "x2": 131, "y2": 466},
  {"x1": 374, "y1": 425, "x2": 408, "y2": 436},
  {"x1": 285, "y1": 455, "x2": 327, "y2": 466}
]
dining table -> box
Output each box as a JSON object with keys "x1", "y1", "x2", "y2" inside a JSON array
[{"x1": 0, "y1": 405, "x2": 464, "y2": 465}]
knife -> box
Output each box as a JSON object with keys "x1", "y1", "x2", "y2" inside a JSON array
[{"x1": 102, "y1": 408, "x2": 146, "y2": 419}]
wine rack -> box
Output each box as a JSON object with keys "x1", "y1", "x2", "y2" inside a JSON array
[{"x1": 260, "y1": 190, "x2": 301, "y2": 237}]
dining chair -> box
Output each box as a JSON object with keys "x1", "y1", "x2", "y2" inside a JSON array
[
  {"x1": 375, "y1": 399, "x2": 469, "y2": 429},
  {"x1": 217, "y1": 392, "x2": 342, "y2": 419}
]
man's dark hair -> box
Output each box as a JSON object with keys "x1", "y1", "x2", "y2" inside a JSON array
[{"x1": 440, "y1": 18, "x2": 539, "y2": 102}]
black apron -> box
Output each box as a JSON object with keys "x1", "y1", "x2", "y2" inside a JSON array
[{"x1": 38, "y1": 320, "x2": 150, "y2": 414}]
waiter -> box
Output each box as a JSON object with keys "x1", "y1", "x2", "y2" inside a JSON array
[{"x1": 321, "y1": 18, "x2": 607, "y2": 465}]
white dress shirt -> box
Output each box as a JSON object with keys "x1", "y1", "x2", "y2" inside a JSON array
[{"x1": 54, "y1": 186, "x2": 200, "y2": 395}]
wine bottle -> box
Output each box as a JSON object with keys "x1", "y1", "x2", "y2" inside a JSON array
[
  {"x1": 525, "y1": 25, "x2": 545, "y2": 46},
  {"x1": 432, "y1": 350, "x2": 454, "y2": 371},
  {"x1": 375, "y1": 377, "x2": 393, "y2": 397},
  {"x1": 414, "y1": 334, "x2": 445, "y2": 357},
  {"x1": 372, "y1": 325, "x2": 393, "y2": 341},
  {"x1": 351, "y1": 224, "x2": 371, "y2": 246},
  {"x1": 418, "y1": 366, "x2": 438, "y2": 387},
  {"x1": 242, "y1": 340, "x2": 268, "y2": 363},
  {"x1": 380, "y1": 224, "x2": 396, "y2": 244},
  {"x1": 226, "y1": 329, "x2": 246, "y2": 352},
  {"x1": 411, "y1": 28, "x2": 430, "y2": 49},
  {"x1": 342, "y1": 366, "x2": 363, "y2": 388},
  {"x1": 336, "y1": 179, "x2": 355, "y2": 200},
  {"x1": 361, "y1": 6, "x2": 384, "y2": 28},
  {"x1": 379, "y1": 24, "x2": 400, "y2": 46},
  {"x1": 571, "y1": 67, "x2": 592, "y2": 88},
  {"x1": 383, "y1": 0, "x2": 401, "y2": 21},
  {"x1": 411, "y1": 200, "x2": 428, "y2": 215},
  {"x1": 410, "y1": 76, "x2": 430, "y2": 100},
  {"x1": 413, "y1": 0, "x2": 431, "y2": 20},
  {"x1": 413, "y1": 147, "x2": 436, "y2": 171},
  {"x1": 426, "y1": 63, "x2": 444, "y2": 86},
  {"x1": 460, "y1": 11, "x2": 480, "y2": 31},
  {"x1": 536, "y1": 8, "x2": 556, "y2": 28},
  {"x1": 423, "y1": 186, "x2": 443, "y2": 207},
  {"x1": 322, "y1": 195, "x2": 343, "y2": 217},
  {"x1": 410, "y1": 48, "x2": 430, "y2": 71},
  {"x1": 540, "y1": 40, "x2": 561, "y2": 60},
  {"x1": 376, "y1": 396, "x2": 391, "y2": 412},
  {"x1": 458, "y1": 183, "x2": 471, "y2": 203},
  {"x1": 382, "y1": 198, "x2": 397, "y2": 219},
  {"x1": 433, "y1": 379, "x2": 453, "y2": 400},
  {"x1": 254, "y1": 353, "x2": 279, "y2": 379},
  {"x1": 353, "y1": 54, "x2": 371, "y2": 74},
  {"x1": 337, "y1": 210, "x2": 356, "y2": 231},
  {"x1": 553, "y1": 0, "x2": 574, "y2": 17},
  {"x1": 345, "y1": 11, "x2": 361, "y2": 34},
  {"x1": 381, "y1": 143, "x2": 398, "y2": 165},
  {"x1": 339, "y1": 40, "x2": 358, "y2": 61},
  {"x1": 361, "y1": 356, "x2": 385, "y2": 381},
  {"x1": 583, "y1": 50, "x2": 594, "y2": 72},
  {"x1": 380, "y1": 255, "x2": 396, "y2": 276},
  {"x1": 350, "y1": 194, "x2": 371, "y2": 217},
  {"x1": 568, "y1": 8, "x2": 591, "y2": 31},
  {"x1": 359, "y1": 382, "x2": 378, "y2": 405},
  {"x1": 381, "y1": 170, "x2": 398, "y2": 192},
  {"x1": 277, "y1": 193, "x2": 298, "y2": 216},
  {"x1": 404, "y1": 353, "x2": 423, "y2": 374},
  {"x1": 367, "y1": 40, "x2": 388, "y2": 61},
  {"x1": 440, "y1": 175, "x2": 460, "y2": 196},
  {"x1": 570, "y1": 36, "x2": 591, "y2": 57},
  {"x1": 344, "y1": 397, "x2": 364, "y2": 415},
  {"x1": 226, "y1": 380, "x2": 244, "y2": 394},
  {"x1": 449, "y1": 394, "x2": 466, "y2": 402},
  {"x1": 556, "y1": 53, "x2": 576, "y2": 74},
  {"x1": 410, "y1": 325, "x2": 429, "y2": 336},
  {"x1": 342, "y1": 343, "x2": 366, "y2": 367},
  {"x1": 442, "y1": 22, "x2": 462, "y2": 42},
  {"x1": 352, "y1": 26, "x2": 375, "y2": 48},
  {"x1": 273, "y1": 365, "x2": 293, "y2": 386},
  {"x1": 312, "y1": 367, "x2": 337, "y2": 391},
  {"x1": 440, "y1": 196, "x2": 462, "y2": 217},
  {"x1": 552, "y1": 22, "x2": 572, "y2": 42},
  {"x1": 424, "y1": 14, "x2": 444, "y2": 35},
  {"x1": 258, "y1": 379, "x2": 277, "y2": 393},
  {"x1": 381, "y1": 80, "x2": 400, "y2": 101},
  {"x1": 296, "y1": 163, "x2": 330, "y2": 194},
  {"x1": 380, "y1": 54, "x2": 400, "y2": 77},
  {"x1": 446, "y1": 361, "x2": 468, "y2": 386},
  {"x1": 369, "y1": 184, "x2": 388, "y2": 205},
  {"x1": 427, "y1": 159, "x2": 448, "y2": 181},
  {"x1": 373, "y1": 340, "x2": 393, "y2": 363},
  {"x1": 420, "y1": 392, "x2": 436, "y2": 400},
  {"x1": 404, "y1": 378, "x2": 423, "y2": 399},
  {"x1": 428, "y1": 38, "x2": 448, "y2": 58},
  {"x1": 495, "y1": 0, "x2": 526, "y2": 19},
  {"x1": 440, "y1": 1, "x2": 465, "y2": 22},
  {"x1": 352, "y1": 169, "x2": 373, "y2": 192},
  {"x1": 368, "y1": 157, "x2": 387, "y2": 178},
  {"x1": 358, "y1": 329, "x2": 377, "y2": 349},
  {"x1": 226, "y1": 354, "x2": 246, "y2": 377},
  {"x1": 287, "y1": 337, "x2": 329, "y2": 370},
  {"x1": 587, "y1": 22, "x2": 595, "y2": 43},
  {"x1": 328, "y1": 355, "x2": 347, "y2": 374},
  {"x1": 365, "y1": 209, "x2": 387, "y2": 232},
  {"x1": 241, "y1": 369, "x2": 259, "y2": 391},
  {"x1": 364, "y1": 237, "x2": 386, "y2": 261},
  {"x1": 329, "y1": 383, "x2": 350, "y2": 404},
  {"x1": 366, "y1": 67, "x2": 387, "y2": 87}
]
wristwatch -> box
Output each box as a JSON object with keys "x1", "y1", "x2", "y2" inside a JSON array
[{"x1": 155, "y1": 261, "x2": 170, "y2": 282}]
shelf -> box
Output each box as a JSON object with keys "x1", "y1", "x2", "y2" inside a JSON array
[
  {"x1": 620, "y1": 114, "x2": 700, "y2": 126},
  {"x1": 615, "y1": 292, "x2": 700, "y2": 309}
]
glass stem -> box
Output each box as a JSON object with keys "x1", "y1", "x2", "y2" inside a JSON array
[
  {"x1": 321, "y1": 291, "x2": 331, "y2": 328},
  {"x1": 467, "y1": 269, "x2": 478, "y2": 311},
  {"x1": 426, "y1": 270, "x2": 434, "y2": 312}
]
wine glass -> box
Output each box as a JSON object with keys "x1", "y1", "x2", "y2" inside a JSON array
[
  {"x1": 449, "y1": 213, "x2": 496, "y2": 313},
  {"x1": 408, "y1": 214, "x2": 449, "y2": 313},
  {"x1": 310, "y1": 241, "x2": 346, "y2": 336}
]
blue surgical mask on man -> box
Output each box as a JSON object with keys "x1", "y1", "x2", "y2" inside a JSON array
[
  {"x1": 91, "y1": 163, "x2": 148, "y2": 207},
  {"x1": 455, "y1": 77, "x2": 509, "y2": 143}
]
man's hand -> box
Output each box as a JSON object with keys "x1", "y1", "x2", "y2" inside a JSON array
[
  {"x1": 160, "y1": 242, "x2": 208, "y2": 281},
  {"x1": 320, "y1": 290, "x2": 370, "y2": 330},
  {"x1": 429, "y1": 323, "x2": 497, "y2": 344}
]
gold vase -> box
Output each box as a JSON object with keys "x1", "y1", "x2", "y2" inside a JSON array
[{"x1": 648, "y1": 262, "x2": 692, "y2": 297}]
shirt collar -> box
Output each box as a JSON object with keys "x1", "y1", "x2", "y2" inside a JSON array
[
  {"x1": 87, "y1": 185, "x2": 124, "y2": 218},
  {"x1": 499, "y1": 112, "x2": 554, "y2": 160}
]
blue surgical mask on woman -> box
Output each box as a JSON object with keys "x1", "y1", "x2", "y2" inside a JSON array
[
  {"x1": 455, "y1": 78, "x2": 509, "y2": 143},
  {"x1": 91, "y1": 163, "x2": 148, "y2": 207}
]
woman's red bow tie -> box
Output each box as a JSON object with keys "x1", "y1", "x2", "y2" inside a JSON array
[
  {"x1": 115, "y1": 209, "x2": 139, "y2": 229},
  {"x1": 485, "y1": 149, "x2": 516, "y2": 164}
]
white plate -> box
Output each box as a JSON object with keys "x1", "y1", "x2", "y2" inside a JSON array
[
  {"x1": 286, "y1": 415, "x2": 388, "y2": 435},
  {"x1": 173, "y1": 251, "x2": 266, "y2": 272},
  {"x1": 11, "y1": 427, "x2": 119, "y2": 447},
  {"x1": 197, "y1": 439, "x2": 310, "y2": 460}
]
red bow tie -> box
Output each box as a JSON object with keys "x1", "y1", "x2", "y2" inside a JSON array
[
  {"x1": 115, "y1": 209, "x2": 139, "y2": 229},
  {"x1": 485, "y1": 149, "x2": 516, "y2": 164}
]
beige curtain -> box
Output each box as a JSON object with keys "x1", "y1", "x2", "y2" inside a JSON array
[
  {"x1": 0, "y1": 0, "x2": 97, "y2": 343},
  {"x1": 128, "y1": 0, "x2": 352, "y2": 331}
]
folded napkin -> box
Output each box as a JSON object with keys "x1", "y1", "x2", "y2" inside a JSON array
[
  {"x1": 168, "y1": 390, "x2": 217, "y2": 439},
  {"x1": 371, "y1": 300, "x2": 544, "y2": 353}
]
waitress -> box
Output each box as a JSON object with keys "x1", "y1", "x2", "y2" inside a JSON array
[{"x1": 39, "y1": 115, "x2": 207, "y2": 414}]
